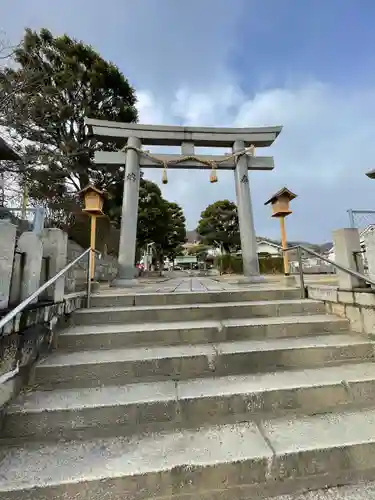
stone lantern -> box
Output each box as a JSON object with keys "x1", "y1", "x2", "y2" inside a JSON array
[{"x1": 265, "y1": 187, "x2": 297, "y2": 275}]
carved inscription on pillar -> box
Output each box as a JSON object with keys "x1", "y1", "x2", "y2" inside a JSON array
[
  {"x1": 126, "y1": 172, "x2": 137, "y2": 182},
  {"x1": 240, "y1": 174, "x2": 249, "y2": 184}
]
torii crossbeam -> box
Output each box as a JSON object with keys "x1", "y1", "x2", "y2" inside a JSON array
[
  {"x1": 94, "y1": 151, "x2": 274, "y2": 171},
  {"x1": 85, "y1": 118, "x2": 282, "y2": 286}
]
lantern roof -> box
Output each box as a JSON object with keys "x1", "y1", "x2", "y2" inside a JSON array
[
  {"x1": 78, "y1": 184, "x2": 105, "y2": 197},
  {"x1": 264, "y1": 187, "x2": 297, "y2": 206}
]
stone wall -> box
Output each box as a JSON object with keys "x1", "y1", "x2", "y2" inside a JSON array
[
  {"x1": 0, "y1": 292, "x2": 86, "y2": 410},
  {"x1": 307, "y1": 284, "x2": 375, "y2": 337},
  {"x1": 0, "y1": 221, "x2": 120, "y2": 416},
  {"x1": 66, "y1": 240, "x2": 118, "y2": 285},
  {"x1": 66, "y1": 212, "x2": 120, "y2": 256}
]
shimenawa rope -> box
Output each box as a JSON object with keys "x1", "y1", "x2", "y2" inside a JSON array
[{"x1": 121, "y1": 144, "x2": 256, "y2": 184}]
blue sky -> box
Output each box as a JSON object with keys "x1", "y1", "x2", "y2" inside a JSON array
[
  {"x1": 234, "y1": 0, "x2": 375, "y2": 90},
  {"x1": 2, "y1": 0, "x2": 375, "y2": 243}
]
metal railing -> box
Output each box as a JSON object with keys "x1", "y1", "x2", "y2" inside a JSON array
[
  {"x1": 347, "y1": 209, "x2": 375, "y2": 230},
  {"x1": 284, "y1": 245, "x2": 375, "y2": 299},
  {"x1": 0, "y1": 247, "x2": 100, "y2": 331}
]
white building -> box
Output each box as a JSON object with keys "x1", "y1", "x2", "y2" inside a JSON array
[
  {"x1": 360, "y1": 225, "x2": 375, "y2": 248},
  {"x1": 323, "y1": 246, "x2": 335, "y2": 262},
  {"x1": 206, "y1": 247, "x2": 222, "y2": 257},
  {"x1": 321, "y1": 225, "x2": 375, "y2": 266},
  {"x1": 358, "y1": 225, "x2": 375, "y2": 271},
  {"x1": 256, "y1": 240, "x2": 282, "y2": 256},
  {"x1": 236, "y1": 240, "x2": 282, "y2": 257}
]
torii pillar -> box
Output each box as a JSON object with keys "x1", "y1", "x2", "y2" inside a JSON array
[
  {"x1": 113, "y1": 136, "x2": 142, "y2": 286},
  {"x1": 233, "y1": 140, "x2": 260, "y2": 278}
]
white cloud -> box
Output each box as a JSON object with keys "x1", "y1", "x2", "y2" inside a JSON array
[
  {"x1": 138, "y1": 80, "x2": 375, "y2": 242},
  {"x1": 172, "y1": 85, "x2": 244, "y2": 126},
  {"x1": 137, "y1": 91, "x2": 166, "y2": 125}
]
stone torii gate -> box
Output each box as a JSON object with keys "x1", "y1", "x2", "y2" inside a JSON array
[{"x1": 85, "y1": 119, "x2": 282, "y2": 286}]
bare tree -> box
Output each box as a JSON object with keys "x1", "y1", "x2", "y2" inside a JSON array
[{"x1": 0, "y1": 31, "x2": 45, "y2": 209}]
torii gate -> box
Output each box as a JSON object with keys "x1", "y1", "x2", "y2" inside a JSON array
[{"x1": 85, "y1": 119, "x2": 282, "y2": 286}]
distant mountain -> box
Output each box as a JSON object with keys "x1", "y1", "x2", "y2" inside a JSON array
[
  {"x1": 319, "y1": 242, "x2": 334, "y2": 252},
  {"x1": 257, "y1": 235, "x2": 329, "y2": 253},
  {"x1": 188, "y1": 230, "x2": 331, "y2": 253},
  {"x1": 186, "y1": 230, "x2": 199, "y2": 243}
]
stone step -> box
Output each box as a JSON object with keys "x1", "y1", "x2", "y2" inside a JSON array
[
  {"x1": 33, "y1": 334, "x2": 374, "y2": 389},
  {"x1": 5, "y1": 362, "x2": 375, "y2": 441},
  {"x1": 59, "y1": 315, "x2": 348, "y2": 351},
  {"x1": 267, "y1": 482, "x2": 375, "y2": 499},
  {"x1": 72, "y1": 299, "x2": 326, "y2": 326},
  {"x1": 3, "y1": 408, "x2": 375, "y2": 499},
  {"x1": 89, "y1": 288, "x2": 301, "y2": 308}
]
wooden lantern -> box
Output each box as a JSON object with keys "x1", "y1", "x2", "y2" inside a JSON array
[
  {"x1": 265, "y1": 187, "x2": 297, "y2": 276},
  {"x1": 78, "y1": 185, "x2": 105, "y2": 281},
  {"x1": 79, "y1": 185, "x2": 105, "y2": 215},
  {"x1": 264, "y1": 187, "x2": 297, "y2": 218}
]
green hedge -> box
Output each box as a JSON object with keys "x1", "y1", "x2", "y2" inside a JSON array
[
  {"x1": 258, "y1": 255, "x2": 284, "y2": 274},
  {"x1": 215, "y1": 254, "x2": 284, "y2": 274},
  {"x1": 215, "y1": 254, "x2": 243, "y2": 274}
]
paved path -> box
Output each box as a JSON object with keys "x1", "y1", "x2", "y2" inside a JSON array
[
  {"x1": 97, "y1": 277, "x2": 262, "y2": 295},
  {"x1": 144, "y1": 277, "x2": 238, "y2": 293}
]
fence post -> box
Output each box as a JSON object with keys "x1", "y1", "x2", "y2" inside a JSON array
[
  {"x1": 297, "y1": 248, "x2": 306, "y2": 298},
  {"x1": 40, "y1": 228, "x2": 68, "y2": 302},
  {"x1": 363, "y1": 230, "x2": 375, "y2": 289},
  {"x1": 333, "y1": 228, "x2": 366, "y2": 289},
  {"x1": 16, "y1": 232, "x2": 43, "y2": 303},
  {"x1": 347, "y1": 209, "x2": 355, "y2": 229},
  {"x1": 32, "y1": 207, "x2": 45, "y2": 235},
  {"x1": 0, "y1": 221, "x2": 17, "y2": 309}
]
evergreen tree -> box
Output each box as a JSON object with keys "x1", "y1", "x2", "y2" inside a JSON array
[{"x1": 197, "y1": 200, "x2": 240, "y2": 253}]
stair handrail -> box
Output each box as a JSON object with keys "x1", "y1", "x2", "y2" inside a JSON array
[
  {"x1": 284, "y1": 244, "x2": 375, "y2": 298},
  {"x1": 0, "y1": 247, "x2": 101, "y2": 331}
]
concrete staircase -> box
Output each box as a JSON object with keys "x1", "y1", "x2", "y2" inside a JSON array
[{"x1": 1, "y1": 286, "x2": 375, "y2": 499}]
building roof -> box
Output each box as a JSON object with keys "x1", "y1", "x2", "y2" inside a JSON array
[
  {"x1": 264, "y1": 187, "x2": 297, "y2": 206},
  {"x1": 257, "y1": 240, "x2": 282, "y2": 250},
  {"x1": 0, "y1": 137, "x2": 20, "y2": 161},
  {"x1": 324, "y1": 245, "x2": 334, "y2": 253}
]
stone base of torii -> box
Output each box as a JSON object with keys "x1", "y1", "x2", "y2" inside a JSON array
[{"x1": 85, "y1": 119, "x2": 282, "y2": 287}]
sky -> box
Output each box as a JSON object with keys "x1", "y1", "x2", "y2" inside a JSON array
[{"x1": 2, "y1": 0, "x2": 375, "y2": 243}]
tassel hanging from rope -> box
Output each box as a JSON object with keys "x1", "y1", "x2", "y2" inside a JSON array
[
  {"x1": 161, "y1": 162, "x2": 168, "y2": 184},
  {"x1": 209, "y1": 162, "x2": 218, "y2": 183}
]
